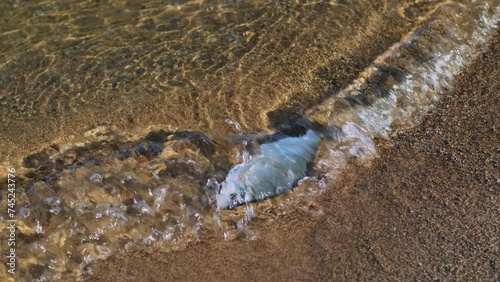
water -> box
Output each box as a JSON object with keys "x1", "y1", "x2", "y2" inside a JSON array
[
  {"x1": 217, "y1": 127, "x2": 322, "y2": 209},
  {"x1": 0, "y1": 0, "x2": 498, "y2": 281}
]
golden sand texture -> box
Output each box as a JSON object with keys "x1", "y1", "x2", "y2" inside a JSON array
[
  {"x1": 89, "y1": 31, "x2": 499, "y2": 282},
  {"x1": 0, "y1": 0, "x2": 441, "y2": 164}
]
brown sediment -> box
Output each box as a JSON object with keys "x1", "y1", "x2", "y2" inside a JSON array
[
  {"x1": 89, "y1": 31, "x2": 499, "y2": 281},
  {"x1": 0, "y1": 0, "x2": 442, "y2": 165}
]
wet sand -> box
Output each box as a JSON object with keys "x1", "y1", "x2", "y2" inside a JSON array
[
  {"x1": 90, "y1": 31, "x2": 499, "y2": 281},
  {"x1": 0, "y1": 0, "x2": 438, "y2": 165}
]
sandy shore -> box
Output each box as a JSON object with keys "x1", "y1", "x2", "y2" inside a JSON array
[{"x1": 89, "y1": 31, "x2": 499, "y2": 281}]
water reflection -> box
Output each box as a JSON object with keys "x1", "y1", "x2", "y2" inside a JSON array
[{"x1": 0, "y1": 0, "x2": 498, "y2": 281}]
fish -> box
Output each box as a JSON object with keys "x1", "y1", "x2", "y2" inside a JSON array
[
  {"x1": 216, "y1": 2, "x2": 499, "y2": 210},
  {"x1": 216, "y1": 124, "x2": 323, "y2": 209}
]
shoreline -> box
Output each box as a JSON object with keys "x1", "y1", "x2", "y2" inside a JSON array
[{"x1": 90, "y1": 30, "x2": 499, "y2": 281}]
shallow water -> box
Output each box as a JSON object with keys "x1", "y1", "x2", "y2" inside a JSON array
[{"x1": 0, "y1": 0, "x2": 498, "y2": 281}]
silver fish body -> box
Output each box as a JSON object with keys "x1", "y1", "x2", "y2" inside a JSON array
[{"x1": 217, "y1": 129, "x2": 322, "y2": 209}]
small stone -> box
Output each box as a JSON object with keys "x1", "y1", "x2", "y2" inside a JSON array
[{"x1": 136, "y1": 67, "x2": 145, "y2": 75}]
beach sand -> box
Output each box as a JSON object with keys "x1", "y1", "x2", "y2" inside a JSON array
[
  {"x1": 89, "y1": 31, "x2": 499, "y2": 281},
  {"x1": 0, "y1": 1, "x2": 444, "y2": 165}
]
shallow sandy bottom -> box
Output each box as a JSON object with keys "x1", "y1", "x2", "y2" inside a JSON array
[{"x1": 89, "y1": 31, "x2": 499, "y2": 281}]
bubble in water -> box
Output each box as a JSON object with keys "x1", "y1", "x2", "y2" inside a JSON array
[
  {"x1": 44, "y1": 196, "x2": 61, "y2": 206},
  {"x1": 89, "y1": 173, "x2": 103, "y2": 183},
  {"x1": 225, "y1": 118, "x2": 242, "y2": 133},
  {"x1": 134, "y1": 199, "x2": 154, "y2": 215},
  {"x1": 153, "y1": 185, "x2": 169, "y2": 210},
  {"x1": 19, "y1": 207, "x2": 31, "y2": 218}
]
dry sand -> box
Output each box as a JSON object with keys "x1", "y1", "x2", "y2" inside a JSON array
[{"x1": 89, "y1": 31, "x2": 499, "y2": 281}]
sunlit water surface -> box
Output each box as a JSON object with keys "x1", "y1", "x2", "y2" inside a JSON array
[{"x1": 0, "y1": 0, "x2": 498, "y2": 281}]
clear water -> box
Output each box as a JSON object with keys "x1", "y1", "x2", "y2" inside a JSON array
[{"x1": 0, "y1": 0, "x2": 498, "y2": 281}]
